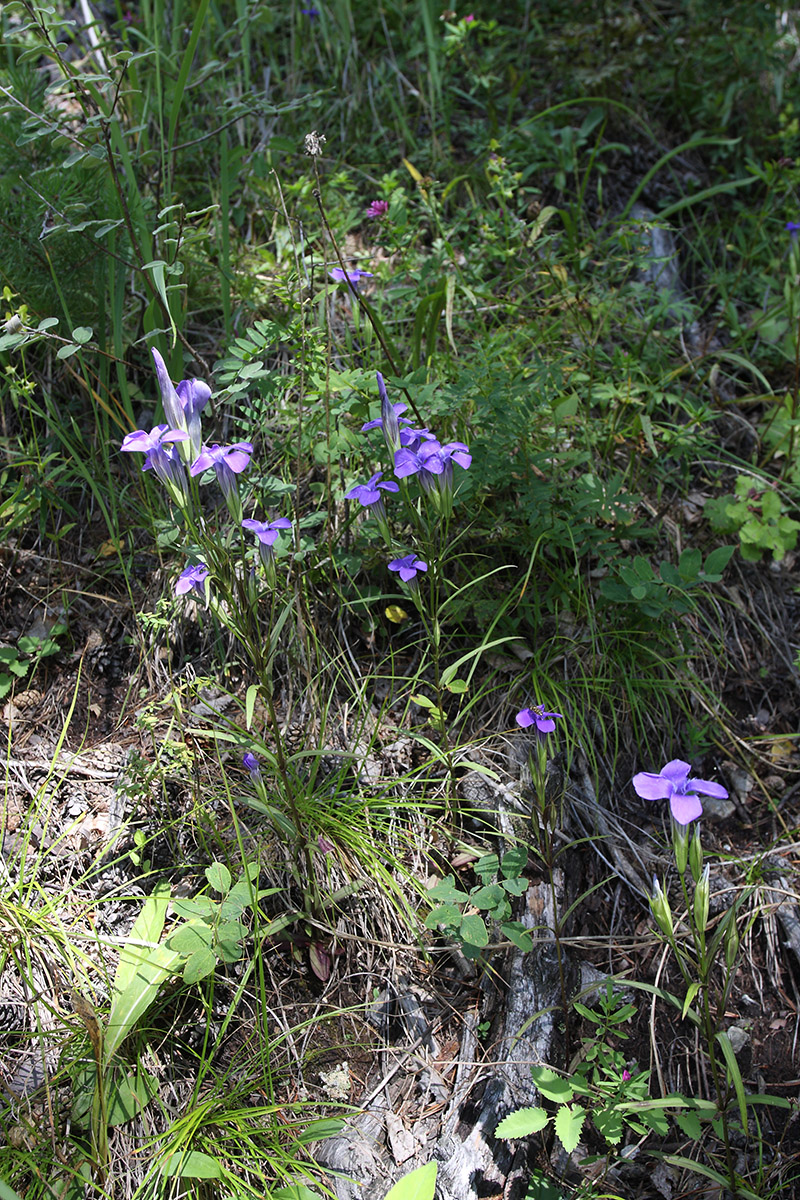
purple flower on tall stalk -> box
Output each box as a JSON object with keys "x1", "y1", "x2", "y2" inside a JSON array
[
  {"x1": 301, "y1": 5, "x2": 319, "y2": 16},
  {"x1": 191, "y1": 442, "x2": 253, "y2": 502},
  {"x1": 121, "y1": 424, "x2": 190, "y2": 496},
  {"x1": 632, "y1": 759, "x2": 728, "y2": 826},
  {"x1": 329, "y1": 266, "x2": 374, "y2": 294},
  {"x1": 516, "y1": 706, "x2": 564, "y2": 737},
  {"x1": 361, "y1": 373, "x2": 412, "y2": 454},
  {"x1": 151, "y1": 349, "x2": 211, "y2": 460},
  {"x1": 786, "y1": 221, "x2": 800, "y2": 237},
  {"x1": 388, "y1": 553, "x2": 428, "y2": 586},
  {"x1": 345, "y1": 471, "x2": 399, "y2": 520},
  {"x1": 366, "y1": 200, "x2": 389, "y2": 219},
  {"x1": 393, "y1": 440, "x2": 446, "y2": 491},
  {"x1": 175, "y1": 563, "x2": 209, "y2": 601},
  {"x1": 242, "y1": 517, "x2": 292, "y2": 569},
  {"x1": 243, "y1": 752, "x2": 261, "y2": 780}
]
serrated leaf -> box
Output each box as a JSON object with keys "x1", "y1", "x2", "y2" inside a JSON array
[
  {"x1": 495, "y1": 1106, "x2": 549, "y2": 1138},
  {"x1": 531, "y1": 1067, "x2": 574, "y2": 1103},
  {"x1": 554, "y1": 1103, "x2": 585, "y2": 1153},
  {"x1": 592, "y1": 1106, "x2": 623, "y2": 1144}
]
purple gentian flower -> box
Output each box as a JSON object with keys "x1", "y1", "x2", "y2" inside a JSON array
[
  {"x1": 516, "y1": 706, "x2": 564, "y2": 737},
  {"x1": 361, "y1": 376, "x2": 414, "y2": 455},
  {"x1": 151, "y1": 349, "x2": 212, "y2": 460},
  {"x1": 632, "y1": 759, "x2": 728, "y2": 826},
  {"x1": 242, "y1": 517, "x2": 292, "y2": 569},
  {"x1": 301, "y1": 5, "x2": 319, "y2": 15},
  {"x1": 191, "y1": 442, "x2": 253, "y2": 502},
  {"x1": 243, "y1": 752, "x2": 261, "y2": 780},
  {"x1": 394, "y1": 440, "x2": 446, "y2": 492},
  {"x1": 388, "y1": 553, "x2": 428, "y2": 586},
  {"x1": 121, "y1": 424, "x2": 190, "y2": 496},
  {"x1": 366, "y1": 200, "x2": 389, "y2": 219},
  {"x1": 176, "y1": 377, "x2": 211, "y2": 458},
  {"x1": 786, "y1": 221, "x2": 800, "y2": 237},
  {"x1": 345, "y1": 471, "x2": 399, "y2": 520},
  {"x1": 329, "y1": 266, "x2": 374, "y2": 295},
  {"x1": 175, "y1": 563, "x2": 209, "y2": 601}
]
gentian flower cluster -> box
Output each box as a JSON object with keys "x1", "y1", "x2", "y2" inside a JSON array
[
  {"x1": 632, "y1": 759, "x2": 728, "y2": 826},
  {"x1": 347, "y1": 371, "x2": 472, "y2": 592},
  {"x1": 121, "y1": 350, "x2": 292, "y2": 598}
]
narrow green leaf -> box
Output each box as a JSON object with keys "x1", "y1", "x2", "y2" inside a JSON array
[
  {"x1": 245, "y1": 683, "x2": 259, "y2": 730},
  {"x1": 715, "y1": 1031, "x2": 748, "y2": 1130}
]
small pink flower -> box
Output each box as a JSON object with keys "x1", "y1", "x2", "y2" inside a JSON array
[
  {"x1": 366, "y1": 200, "x2": 389, "y2": 219},
  {"x1": 464, "y1": 13, "x2": 475, "y2": 22},
  {"x1": 622, "y1": 1069, "x2": 631, "y2": 1081}
]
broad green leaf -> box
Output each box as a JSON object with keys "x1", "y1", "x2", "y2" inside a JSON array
[
  {"x1": 501, "y1": 922, "x2": 533, "y2": 952},
  {"x1": 106, "y1": 1067, "x2": 158, "y2": 1126},
  {"x1": 459, "y1": 914, "x2": 489, "y2": 947},
  {"x1": 382, "y1": 1161, "x2": 438, "y2": 1200},
  {"x1": 0, "y1": 1182, "x2": 24, "y2": 1200},
  {"x1": 673, "y1": 1109, "x2": 702, "y2": 1140},
  {"x1": 554, "y1": 1103, "x2": 585, "y2": 1153},
  {"x1": 501, "y1": 847, "x2": 527, "y2": 877},
  {"x1": 167, "y1": 921, "x2": 214, "y2": 954},
  {"x1": 425, "y1": 903, "x2": 461, "y2": 930},
  {"x1": 471, "y1": 884, "x2": 504, "y2": 910},
  {"x1": 531, "y1": 1067, "x2": 574, "y2": 1103},
  {"x1": 172, "y1": 897, "x2": 217, "y2": 920},
  {"x1": 56, "y1": 343, "x2": 80, "y2": 359},
  {"x1": 495, "y1": 1106, "x2": 549, "y2": 1138},
  {"x1": 105, "y1": 885, "x2": 182, "y2": 1064},
  {"x1": 71, "y1": 326, "x2": 93, "y2": 344},
  {"x1": 182, "y1": 947, "x2": 217, "y2": 984},
  {"x1": 206, "y1": 862, "x2": 232, "y2": 894},
  {"x1": 162, "y1": 1151, "x2": 222, "y2": 1179},
  {"x1": 592, "y1": 1106, "x2": 623, "y2": 1144}
]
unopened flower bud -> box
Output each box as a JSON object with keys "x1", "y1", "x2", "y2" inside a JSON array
[
  {"x1": 688, "y1": 826, "x2": 703, "y2": 883},
  {"x1": 693, "y1": 864, "x2": 711, "y2": 933},
  {"x1": 650, "y1": 876, "x2": 674, "y2": 939},
  {"x1": 672, "y1": 819, "x2": 690, "y2": 874},
  {"x1": 724, "y1": 912, "x2": 740, "y2": 970}
]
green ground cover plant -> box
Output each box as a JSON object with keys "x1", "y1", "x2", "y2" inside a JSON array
[{"x1": 1, "y1": 1, "x2": 799, "y2": 1198}]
